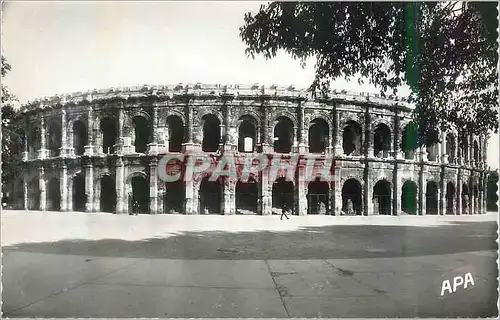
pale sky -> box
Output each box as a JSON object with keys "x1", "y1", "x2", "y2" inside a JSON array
[{"x1": 2, "y1": 1, "x2": 498, "y2": 169}]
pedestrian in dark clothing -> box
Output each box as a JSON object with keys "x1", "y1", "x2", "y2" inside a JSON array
[{"x1": 280, "y1": 202, "x2": 290, "y2": 220}]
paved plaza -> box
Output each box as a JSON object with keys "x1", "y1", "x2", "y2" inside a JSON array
[{"x1": 1, "y1": 210, "x2": 498, "y2": 318}]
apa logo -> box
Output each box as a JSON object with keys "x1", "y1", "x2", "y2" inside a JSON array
[{"x1": 440, "y1": 272, "x2": 475, "y2": 296}]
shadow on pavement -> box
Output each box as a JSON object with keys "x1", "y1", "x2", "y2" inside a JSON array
[{"x1": 2, "y1": 220, "x2": 497, "y2": 260}]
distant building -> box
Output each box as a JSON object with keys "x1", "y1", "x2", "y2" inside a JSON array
[{"x1": 14, "y1": 84, "x2": 489, "y2": 216}]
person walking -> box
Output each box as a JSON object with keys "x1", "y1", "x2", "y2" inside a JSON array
[{"x1": 280, "y1": 202, "x2": 290, "y2": 220}]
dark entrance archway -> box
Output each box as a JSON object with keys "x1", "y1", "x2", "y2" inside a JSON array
[
  {"x1": 199, "y1": 176, "x2": 222, "y2": 214},
  {"x1": 446, "y1": 182, "x2": 456, "y2": 215},
  {"x1": 47, "y1": 177, "x2": 61, "y2": 211},
  {"x1": 274, "y1": 117, "x2": 294, "y2": 153},
  {"x1": 462, "y1": 184, "x2": 470, "y2": 214},
  {"x1": 47, "y1": 122, "x2": 62, "y2": 157},
  {"x1": 131, "y1": 175, "x2": 149, "y2": 214},
  {"x1": 426, "y1": 181, "x2": 439, "y2": 215},
  {"x1": 307, "y1": 178, "x2": 329, "y2": 214},
  {"x1": 100, "y1": 175, "x2": 116, "y2": 213},
  {"x1": 238, "y1": 116, "x2": 257, "y2": 153},
  {"x1": 272, "y1": 177, "x2": 294, "y2": 214},
  {"x1": 374, "y1": 124, "x2": 391, "y2": 158},
  {"x1": 100, "y1": 117, "x2": 117, "y2": 154},
  {"x1": 401, "y1": 180, "x2": 417, "y2": 215},
  {"x1": 236, "y1": 177, "x2": 258, "y2": 214},
  {"x1": 342, "y1": 121, "x2": 362, "y2": 156},
  {"x1": 401, "y1": 123, "x2": 417, "y2": 159},
  {"x1": 28, "y1": 178, "x2": 40, "y2": 210},
  {"x1": 72, "y1": 173, "x2": 86, "y2": 212},
  {"x1": 202, "y1": 114, "x2": 221, "y2": 152},
  {"x1": 342, "y1": 178, "x2": 362, "y2": 215},
  {"x1": 164, "y1": 181, "x2": 185, "y2": 214},
  {"x1": 308, "y1": 118, "x2": 329, "y2": 154},
  {"x1": 133, "y1": 116, "x2": 151, "y2": 153},
  {"x1": 373, "y1": 179, "x2": 391, "y2": 215}
]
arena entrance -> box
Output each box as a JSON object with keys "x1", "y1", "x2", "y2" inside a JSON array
[
  {"x1": 272, "y1": 177, "x2": 294, "y2": 214},
  {"x1": 308, "y1": 118, "x2": 329, "y2": 154},
  {"x1": 47, "y1": 177, "x2": 61, "y2": 211},
  {"x1": 426, "y1": 181, "x2": 439, "y2": 215},
  {"x1": 133, "y1": 116, "x2": 151, "y2": 153},
  {"x1": 235, "y1": 177, "x2": 258, "y2": 214},
  {"x1": 401, "y1": 180, "x2": 417, "y2": 215},
  {"x1": 446, "y1": 182, "x2": 456, "y2": 215},
  {"x1": 307, "y1": 178, "x2": 329, "y2": 215},
  {"x1": 73, "y1": 120, "x2": 87, "y2": 156},
  {"x1": 72, "y1": 173, "x2": 86, "y2": 212},
  {"x1": 164, "y1": 181, "x2": 185, "y2": 214},
  {"x1": 273, "y1": 116, "x2": 294, "y2": 153},
  {"x1": 342, "y1": 178, "x2": 362, "y2": 215},
  {"x1": 130, "y1": 175, "x2": 149, "y2": 214},
  {"x1": 202, "y1": 114, "x2": 221, "y2": 152},
  {"x1": 373, "y1": 179, "x2": 391, "y2": 215},
  {"x1": 166, "y1": 115, "x2": 184, "y2": 152},
  {"x1": 100, "y1": 117, "x2": 117, "y2": 154},
  {"x1": 28, "y1": 178, "x2": 40, "y2": 210},
  {"x1": 199, "y1": 176, "x2": 222, "y2": 214},
  {"x1": 100, "y1": 175, "x2": 116, "y2": 213}
]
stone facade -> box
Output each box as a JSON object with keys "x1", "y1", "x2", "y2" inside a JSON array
[{"x1": 16, "y1": 84, "x2": 489, "y2": 216}]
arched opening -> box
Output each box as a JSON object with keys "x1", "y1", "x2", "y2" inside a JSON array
[
  {"x1": 72, "y1": 173, "x2": 86, "y2": 212},
  {"x1": 425, "y1": 181, "x2": 439, "y2": 215},
  {"x1": 307, "y1": 178, "x2": 329, "y2": 214},
  {"x1": 166, "y1": 115, "x2": 184, "y2": 153},
  {"x1": 473, "y1": 140, "x2": 479, "y2": 163},
  {"x1": 342, "y1": 178, "x2": 362, "y2": 215},
  {"x1": 426, "y1": 143, "x2": 439, "y2": 162},
  {"x1": 133, "y1": 116, "x2": 151, "y2": 153},
  {"x1": 235, "y1": 177, "x2": 258, "y2": 214},
  {"x1": 199, "y1": 176, "x2": 222, "y2": 214},
  {"x1": 459, "y1": 136, "x2": 469, "y2": 162},
  {"x1": 274, "y1": 116, "x2": 294, "y2": 153},
  {"x1": 272, "y1": 177, "x2": 294, "y2": 213},
  {"x1": 473, "y1": 184, "x2": 479, "y2": 214},
  {"x1": 401, "y1": 123, "x2": 417, "y2": 159},
  {"x1": 202, "y1": 114, "x2": 221, "y2": 152},
  {"x1": 130, "y1": 175, "x2": 149, "y2": 214},
  {"x1": 373, "y1": 123, "x2": 391, "y2": 158},
  {"x1": 446, "y1": 181, "x2": 455, "y2": 215},
  {"x1": 462, "y1": 183, "x2": 470, "y2": 214},
  {"x1": 100, "y1": 117, "x2": 117, "y2": 154},
  {"x1": 401, "y1": 180, "x2": 417, "y2": 215},
  {"x1": 238, "y1": 117, "x2": 257, "y2": 153},
  {"x1": 73, "y1": 120, "x2": 87, "y2": 156},
  {"x1": 47, "y1": 177, "x2": 61, "y2": 211},
  {"x1": 308, "y1": 118, "x2": 329, "y2": 154},
  {"x1": 27, "y1": 177, "x2": 40, "y2": 210},
  {"x1": 373, "y1": 179, "x2": 392, "y2": 215},
  {"x1": 100, "y1": 175, "x2": 116, "y2": 213},
  {"x1": 28, "y1": 126, "x2": 41, "y2": 158},
  {"x1": 342, "y1": 121, "x2": 362, "y2": 156},
  {"x1": 164, "y1": 181, "x2": 185, "y2": 214},
  {"x1": 446, "y1": 134, "x2": 456, "y2": 164},
  {"x1": 47, "y1": 122, "x2": 62, "y2": 157}
]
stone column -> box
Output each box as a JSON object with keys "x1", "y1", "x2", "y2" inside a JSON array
[
  {"x1": 222, "y1": 179, "x2": 236, "y2": 215},
  {"x1": 334, "y1": 181, "x2": 342, "y2": 216},
  {"x1": 468, "y1": 135, "x2": 474, "y2": 166},
  {"x1": 292, "y1": 126, "x2": 299, "y2": 153},
  {"x1": 148, "y1": 107, "x2": 159, "y2": 155},
  {"x1": 39, "y1": 117, "x2": 47, "y2": 160},
  {"x1": 298, "y1": 102, "x2": 308, "y2": 154},
  {"x1": 441, "y1": 132, "x2": 448, "y2": 164},
  {"x1": 456, "y1": 174, "x2": 461, "y2": 215},
  {"x1": 85, "y1": 163, "x2": 94, "y2": 212},
  {"x1": 23, "y1": 174, "x2": 28, "y2": 210},
  {"x1": 260, "y1": 169, "x2": 272, "y2": 215},
  {"x1": 364, "y1": 173, "x2": 372, "y2": 216},
  {"x1": 219, "y1": 124, "x2": 225, "y2": 152},
  {"x1": 115, "y1": 158, "x2": 125, "y2": 214},
  {"x1": 419, "y1": 166, "x2": 426, "y2": 215},
  {"x1": 39, "y1": 167, "x2": 46, "y2": 211},
  {"x1": 60, "y1": 164, "x2": 68, "y2": 211},
  {"x1": 333, "y1": 107, "x2": 343, "y2": 155},
  {"x1": 60, "y1": 109, "x2": 67, "y2": 157},
  {"x1": 149, "y1": 158, "x2": 158, "y2": 214},
  {"x1": 365, "y1": 110, "x2": 374, "y2": 158},
  {"x1": 297, "y1": 163, "x2": 308, "y2": 216},
  {"x1": 261, "y1": 106, "x2": 271, "y2": 153},
  {"x1": 393, "y1": 163, "x2": 401, "y2": 215},
  {"x1": 84, "y1": 107, "x2": 94, "y2": 156},
  {"x1": 185, "y1": 176, "x2": 196, "y2": 215},
  {"x1": 115, "y1": 107, "x2": 124, "y2": 155}
]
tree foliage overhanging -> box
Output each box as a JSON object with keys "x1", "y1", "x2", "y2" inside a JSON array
[
  {"x1": 240, "y1": 2, "x2": 498, "y2": 145},
  {"x1": 2, "y1": 56, "x2": 23, "y2": 188}
]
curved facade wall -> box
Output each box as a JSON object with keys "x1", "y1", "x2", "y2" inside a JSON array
[{"x1": 18, "y1": 84, "x2": 489, "y2": 216}]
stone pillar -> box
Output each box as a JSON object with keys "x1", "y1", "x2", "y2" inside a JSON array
[
  {"x1": 222, "y1": 179, "x2": 236, "y2": 215},
  {"x1": 364, "y1": 172, "x2": 372, "y2": 216},
  {"x1": 60, "y1": 109, "x2": 68, "y2": 157},
  {"x1": 419, "y1": 166, "x2": 426, "y2": 215},
  {"x1": 261, "y1": 106, "x2": 271, "y2": 153},
  {"x1": 292, "y1": 126, "x2": 299, "y2": 153},
  {"x1": 334, "y1": 181, "x2": 342, "y2": 216},
  {"x1": 85, "y1": 163, "x2": 94, "y2": 212},
  {"x1": 115, "y1": 107, "x2": 124, "y2": 155},
  {"x1": 149, "y1": 158, "x2": 158, "y2": 214},
  {"x1": 148, "y1": 107, "x2": 159, "y2": 155},
  {"x1": 60, "y1": 164, "x2": 68, "y2": 211},
  {"x1": 297, "y1": 163, "x2": 308, "y2": 216},
  {"x1": 393, "y1": 163, "x2": 401, "y2": 215},
  {"x1": 333, "y1": 107, "x2": 343, "y2": 155},
  {"x1": 260, "y1": 169, "x2": 272, "y2": 215},
  {"x1": 115, "y1": 158, "x2": 125, "y2": 214},
  {"x1": 185, "y1": 177, "x2": 196, "y2": 215},
  {"x1": 298, "y1": 102, "x2": 308, "y2": 154},
  {"x1": 365, "y1": 110, "x2": 373, "y2": 158},
  {"x1": 23, "y1": 174, "x2": 28, "y2": 210},
  {"x1": 441, "y1": 132, "x2": 448, "y2": 163},
  {"x1": 39, "y1": 117, "x2": 47, "y2": 160},
  {"x1": 39, "y1": 167, "x2": 46, "y2": 211},
  {"x1": 84, "y1": 107, "x2": 94, "y2": 156},
  {"x1": 468, "y1": 135, "x2": 474, "y2": 166}
]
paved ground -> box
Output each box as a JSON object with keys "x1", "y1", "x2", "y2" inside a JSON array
[{"x1": 1, "y1": 210, "x2": 498, "y2": 317}]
